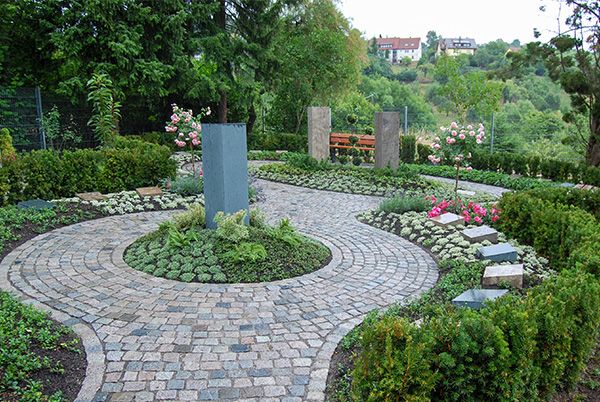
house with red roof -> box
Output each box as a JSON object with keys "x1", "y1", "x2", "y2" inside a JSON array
[{"x1": 376, "y1": 37, "x2": 422, "y2": 64}]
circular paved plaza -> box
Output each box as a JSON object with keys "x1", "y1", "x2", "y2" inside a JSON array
[{"x1": 0, "y1": 179, "x2": 439, "y2": 401}]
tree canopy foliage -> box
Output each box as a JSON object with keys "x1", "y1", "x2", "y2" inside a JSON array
[
  {"x1": 0, "y1": 0, "x2": 364, "y2": 136},
  {"x1": 435, "y1": 55, "x2": 504, "y2": 123},
  {"x1": 500, "y1": 0, "x2": 600, "y2": 166}
]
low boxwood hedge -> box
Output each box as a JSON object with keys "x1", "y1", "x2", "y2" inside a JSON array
[{"x1": 0, "y1": 136, "x2": 176, "y2": 205}]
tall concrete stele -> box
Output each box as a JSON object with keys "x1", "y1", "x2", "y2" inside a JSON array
[
  {"x1": 202, "y1": 123, "x2": 250, "y2": 229},
  {"x1": 374, "y1": 112, "x2": 400, "y2": 170},
  {"x1": 307, "y1": 107, "x2": 331, "y2": 161}
]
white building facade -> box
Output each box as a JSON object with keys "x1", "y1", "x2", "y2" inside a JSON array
[{"x1": 376, "y1": 37, "x2": 422, "y2": 64}]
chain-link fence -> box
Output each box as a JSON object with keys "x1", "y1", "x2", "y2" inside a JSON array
[{"x1": 0, "y1": 86, "x2": 98, "y2": 152}]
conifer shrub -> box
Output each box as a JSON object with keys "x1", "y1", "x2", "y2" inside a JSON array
[
  {"x1": 497, "y1": 191, "x2": 599, "y2": 272},
  {"x1": 349, "y1": 269, "x2": 600, "y2": 401},
  {"x1": 0, "y1": 128, "x2": 16, "y2": 162}
]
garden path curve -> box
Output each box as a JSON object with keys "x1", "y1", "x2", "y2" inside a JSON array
[{"x1": 0, "y1": 180, "x2": 438, "y2": 402}]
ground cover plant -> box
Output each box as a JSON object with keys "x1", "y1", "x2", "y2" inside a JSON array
[
  {"x1": 251, "y1": 154, "x2": 430, "y2": 196},
  {"x1": 0, "y1": 290, "x2": 85, "y2": 402},
  {"x1": 123, "y1": 206, "x2": 331, "y2": 283},
  {"x1": 414, "y1": 163, "x2": 555, "y2": 191}
]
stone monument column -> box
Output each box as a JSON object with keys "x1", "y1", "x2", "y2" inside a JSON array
[
  {"x1": 375, "y1": 112, "x2": 400, "y2": 170},
  {"x1": 307, "y1": 107, "x2": 331, "y2": 161},
  {"x1": 202, "y1": 123, "x2": 250, "y2": 229}
]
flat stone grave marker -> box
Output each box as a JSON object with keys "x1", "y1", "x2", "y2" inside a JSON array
[
  {"x1": 461, "y1": 225, "x2": 498, "y2": 244},
  {"x1": 430, "y1": 212, "x2": 464, "y2": 228},
  {"x1": 452, "y1": 289, "x2": 509, "y2": 309},
  {"x1": 574, "y1": 184, "x2": 598, "y2": 191},
  {"x1": 477, "y1": 243, "x2": 518, "y2": 262},
  {"x1": 509, "y1": 173, "x2": 523, "y2": 179},
  {"x1": 483, "y1": 264, "x2": 524, "y2": 288},
  {"x1": 17, "y1": 199, "x2": 55, "y2": 210},
  {"x1": 136, "y1": 187, "x2": 163, "y2": 197},
  {"x1": 76, "y1": 192, "x2": 107, "y2": 201},
  {"x1": 457, "y1": 189, "x2": 476, "y2": 197}
]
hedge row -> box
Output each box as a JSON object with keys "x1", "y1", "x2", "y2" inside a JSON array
[
  {"x1": 352, "y1": 268, "x2": 600, "y2": 401},
  {"x1": 513, "y1": 186, "x2": 600, "y2": 221},
  {"x1": 407, "y1": 136, "x2": 600, "y2": 186},
  {"x1": 413, "y1": 164, "x2": 554, "y2": 191},
  {"x1": 497, "y1": 191, "x2": 600, "y2": 274},
  {"x1": 0, "y1": 137, "x2": 176, "y2": 205},
  {"x1": 470, "y1": 150, "x2": 600, "y2": 186}
]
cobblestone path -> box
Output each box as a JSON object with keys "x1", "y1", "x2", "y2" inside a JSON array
[{"x1": 0, "y1": 180, "x2": 438, "y2": 402}]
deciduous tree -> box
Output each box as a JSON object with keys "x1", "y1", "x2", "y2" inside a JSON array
[
  {"x1": 501, "y1": 0, "x2": 600, "y2": 166},
  {"x1": 435, "y1": 55, "x2": 504, "y2": 123}
]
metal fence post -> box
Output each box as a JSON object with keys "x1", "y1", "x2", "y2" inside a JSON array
[
  {"x1": 404, "y1": 106, "x2": 408, "y2": 135},
  {"x1": 35, "y1": 86, "x2": 46, "y2": 150},
  {"x1": 490, "y1": 112, "x2": 495, "y2": 154}
]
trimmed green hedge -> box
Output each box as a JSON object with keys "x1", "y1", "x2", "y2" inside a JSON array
[
  {"x1": 352, "y1": 268, "x2": 600, "y2": 401},
  {"x1": 0, "y1": 137, "x2": 176, "y2": 205},
  {"x1": 497, "y1": 191, "x2": 600, "y2": 274},
  {"x1": 469, "y1": 150, "x2": 600, "y2": 186},
  {"x1": 413, "y1": 164, "x2": 554, "y2": 191}
]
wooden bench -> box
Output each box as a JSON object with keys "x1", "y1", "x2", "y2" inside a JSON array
[{"x1": 329, "y1": 133, "x2": 375, "y2": 151}]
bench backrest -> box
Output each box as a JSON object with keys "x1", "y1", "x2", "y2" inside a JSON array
[{"x1": 330, "y1": 133, "x2": 375, "y2": 147}]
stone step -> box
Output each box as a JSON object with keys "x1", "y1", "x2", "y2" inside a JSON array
[
  {"x1": 461, "y1": 225, "x2": 498, "y2": 244},
  {"x1": 483, "y1": 264, "x2": 524, "y2": 289},
  {"x1": 452, "y1": 289, "x2": 509, "y2": 309},
  {"x1": 136, "y1": 186, "x2": 163, "y2": 197},
  {"x1": 430, "y1": 212, "x2": 464, "y2": 228},
  {"x1": 477, "y1": 242, "x2": 517, "y2": 262}
]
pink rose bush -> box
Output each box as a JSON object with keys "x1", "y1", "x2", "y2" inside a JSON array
[
  {"x1": 165, "y1": 103, "x2": 211, "y2": 173},
  {"x1": 428, "y1": 122, "x2": 486, "y2": 195},
  {"x1": 426, "y1": 195, "x2": 500, "y2": 226}
]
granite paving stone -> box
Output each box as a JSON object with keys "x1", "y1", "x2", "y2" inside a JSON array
[{"x1": 0, "y1": 177, "x2": 441, "y2": 401}]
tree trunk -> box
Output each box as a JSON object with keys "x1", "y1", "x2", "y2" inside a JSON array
[
  {"x1": 247, "y1": 104, "x2": 257, "y2": 136},
  {"x1": 218, "y1": 90, "x2": 228, "y2": 123},
  {"x1": 217, "y1": 0, "x2": 228, "y2": 124},
  {"x1": 586, "y1": 115, "x2": 600, "y2": 167}
]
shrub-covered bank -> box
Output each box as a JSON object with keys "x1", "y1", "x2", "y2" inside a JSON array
[
  {"x1": 325, "y1": 184, "x2": 600, "y2": 402},
  {"x1": 350, "y1": 269, "x2": 600, "y2": 401}
]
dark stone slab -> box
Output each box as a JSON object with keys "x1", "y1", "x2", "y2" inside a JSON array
[
  {"x1": 17, "y1": 199, "x2": 55, "y2": 210},
  {"x1": 477, "y1": 243, "x2": 517, "y2": 262},
  {"x1": 461, "y1": 225, "x2": 498, "y2": 244},
  {"x1": 452, "y1": 289, "x2": 509, "y2": 309}
]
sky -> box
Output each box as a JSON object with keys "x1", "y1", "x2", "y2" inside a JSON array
[{"x1": 336, "y1": 0, "x2": 572, "y2": 46}]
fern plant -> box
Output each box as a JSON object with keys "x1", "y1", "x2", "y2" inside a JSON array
[
  {"x1": 223, "y1": 242, "x2": 267, "y2": 264},
  {"x1": 166, "y1": 224, "x2": 198, "y2": 249}
]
